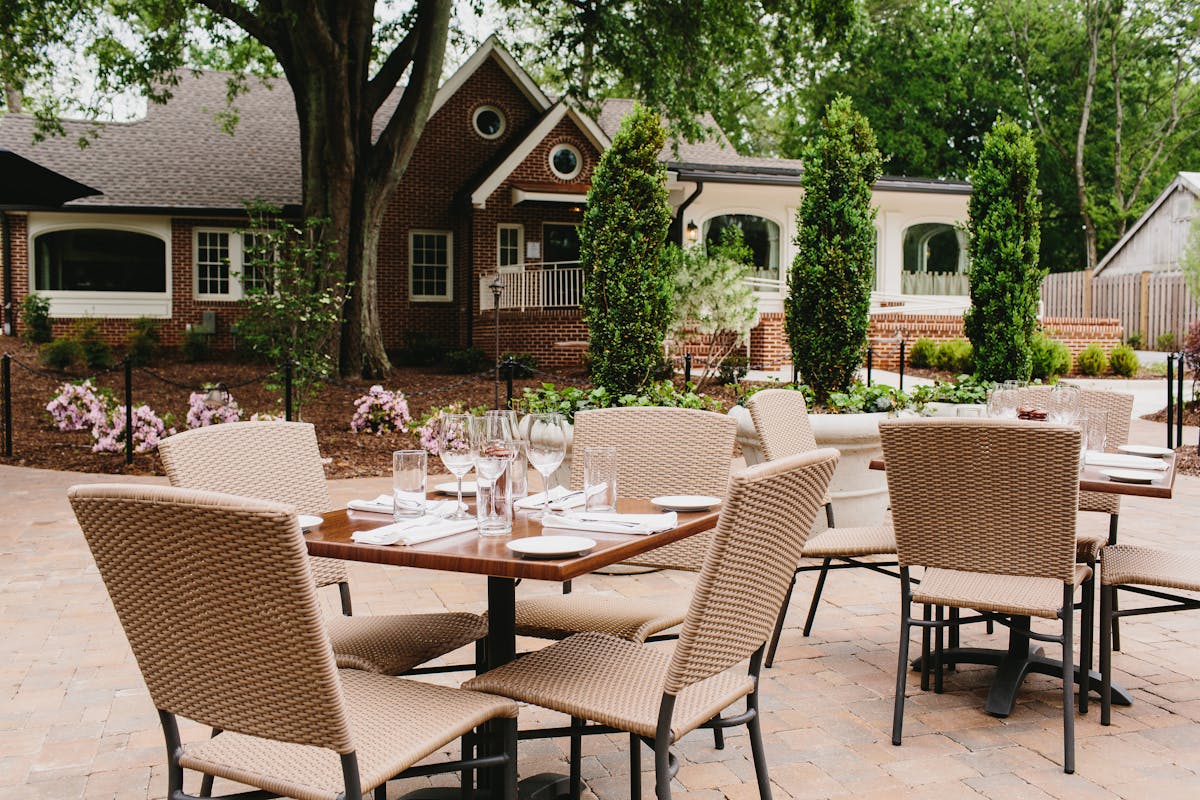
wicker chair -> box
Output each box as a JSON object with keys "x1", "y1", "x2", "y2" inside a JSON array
[
  {"x1": 880, "y1": 418, "x2": 1091, "y2": 774},
  {"x1": 466, "y1": 448, "x2": 838, "y2": 800},
  {"x1": 1100, "y1": 546, "x2": 1200, "y2": 725},
  {"x1": 747, "y1": 388, "x2": 899, "y2": 663},
  {"x1": 510, "y1": 407, "x2": 736, "y2": 644},
  {"x1": 159, "y1": 421, "x2": 487, "y2": 678},
  {"x1": 68, "y1": 484, "x2": 517, "y2": 800}
]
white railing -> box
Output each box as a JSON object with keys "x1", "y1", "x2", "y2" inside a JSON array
[
  {"x1": 871, "y1": 291, "x2": 970, "y2": 315},
  {"x1": 479, "y1": 262, "x2": 584, "y2": 311},
  {"x1": 901, "y1": 271, "x2": 970, "y2": 296}
]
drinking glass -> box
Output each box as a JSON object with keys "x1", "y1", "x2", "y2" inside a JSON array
[
  {"x1": 1048, "y1": 383, "x2": 1082, "y2": 425},
  {"x1": 473, "y1": 414, "x2": 517, "y2": 536},
  {"x1": 437, "y1": 413, "x2": 475, "y2": 520},
  {"x1": 526, "y1": 412, "x2": 568, "y2": 520},
  {"x1": 583, "y1": 446, "x2": 618, "y2": 512},
  {"x1": 494, "y1": 410, "x2": 528, "y2": 500},
  {"x1": 1079, "y1": 410, "x2": 1107, "y2": 462},
  {"x1": 392, "y1": 450, "x2": 427, "y2": 520}
]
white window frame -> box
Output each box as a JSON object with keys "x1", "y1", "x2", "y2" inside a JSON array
[
  {"x1": 409, "y1": 230, "x2": 454, "y2": 302},
  {"x1": 473, "y1": 105, "x2": 507, "y2": 140},
  {"x1": 497, "y1": 224, "x2": 524, "y2": 271},
  {"x1": 193, "y1": 229, "x2": 272, "y2": 301},
  {"x1": 549, "y1": 143, "x2": 582, "y2": 180}
]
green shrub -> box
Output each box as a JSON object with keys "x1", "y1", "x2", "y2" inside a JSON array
[
  {"x1": 125, "y1": 317, "x2": 161, "y2": 366},
  {"x1": 934, "y1": 339, "x2": 974, "y2": 374},
  {"x1": 825, "y1": 382, "x2": 907, "y2": 414},
  {"x1": 1156, "y1": 331, "x2": 1178, "y2": 351},
  {"x1": 20, "y1": 293, "x2": 53, "y2": 344},
  {"x1": 1109, "y1": 344, "x2": 1139, "y2": 377},
  {"x1": 717, "y1": 355, "x2": 749, "y2": 385},
  {"x1": 1076, "y1": 344, "x2": 1108, "y2": 376},
  {"x1": 1125, "y1": 332, "x2": 1143, "y2": 349},
  {"x1": 907, "y1": 375, "x2": 996, "y2": 408},
  {"x1": 964, "y1": 121, "x2": 1043, "y2": 382},
  {"x1": 520, "y1": 380, "x2": 719, "y2": 424},
  {"x1": 444, "y1": 347, "x2": 490, "y2": 374},
  {"x1": 181, "y1": 328, "x2": 212, "y2": 362},
  {"x1": 1030, "y1": 333, "x2": 1071, "y2": 380},
  {"x1": 39, "y1": 338, "x2": 85, "y2": 371},
  {"x1": 786, "y1": 95, "x2": 882, "y2": 403},
  {"x1": 70, "y1": 318, "x2": 114, "y2": 370},
  {"x1": 580, "y1": 104, "x2": 674, "y2": 395},
  {"x1": 500, "y1": 352, "x2": 538, "y2": 379},
  {"x1": 393, "y1": 331, "x2": 449, "y2": 367},
  {"x1": 908, "y1": 338, "x2": 939, "y2": 369}
]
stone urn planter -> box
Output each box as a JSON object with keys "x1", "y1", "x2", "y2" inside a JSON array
[{"x1": 729, "y1": 404, "x2": 890, "y2": 528}]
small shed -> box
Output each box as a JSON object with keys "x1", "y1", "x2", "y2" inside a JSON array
[{"x1": 1094, "y1": 171, "x2": 1199, "y2": 276}]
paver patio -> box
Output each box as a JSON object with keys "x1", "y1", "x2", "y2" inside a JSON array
[{"x1": 3, "y1": 419, "x2": 1198, "y2": 798}]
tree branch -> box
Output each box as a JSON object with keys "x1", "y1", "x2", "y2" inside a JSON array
[
  {"x1": 366, "y1": 27, "x2": 418, "y2": 114},
  {"x1": 194, "y1": 0, "x2": 276, "y2": 51}
]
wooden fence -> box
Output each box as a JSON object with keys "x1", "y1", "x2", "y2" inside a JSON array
[{"x1": 1041, "y1": 270, "x2": 1199, "y2": 345}]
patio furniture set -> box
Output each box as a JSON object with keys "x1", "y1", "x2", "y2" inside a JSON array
[{"x1": 66, "y1": 393, "x2": 1195, "y2": 800}]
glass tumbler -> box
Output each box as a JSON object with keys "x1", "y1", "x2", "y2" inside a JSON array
[
  {"x1": 583, "y1": 446, "x2": 618, "y2": 512},
  {"x1": 392, "y1": 450, "x2": 427, "y2": 520}
]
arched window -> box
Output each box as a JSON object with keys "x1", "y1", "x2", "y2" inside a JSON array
[
  {"x1": 901, "y1": 223, "x2": 967, "y2": 295},
  {"x1": 702, "y1": 214, "x2": 781, "y2": 287},
  {"x1": 34, "y1": 228, "x2": 166, "y2": 293}
]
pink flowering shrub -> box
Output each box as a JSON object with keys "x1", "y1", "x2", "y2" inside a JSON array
[
  {"x1": 185, "y1": 388, "x2": 243, "y2": 429},
  {"x1": 91, "y1": 405, "x2": 175, "y2": 454},
  {"x1": 249, "y1": 411, "x2": 285, "y2": 422},
  {"x1": 45, "y1": 380, "x2": 112, "y2": 432},
  {"x1": 413, "y1": 403, "x2": 477, "y2": 455},
  {"x1": 350, "y1": 385, "x2": 412, "y2": 435}
]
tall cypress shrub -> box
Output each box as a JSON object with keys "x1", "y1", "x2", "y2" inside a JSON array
[
  {"x1": 964, "y1": 121, "x2": 1043, "y2": 382},
  {"x1": 786, "y1": 96, "x2": 882, "y2": 403},
  {"x1": 580, "y1": 104, "x2": 674, "y2": 395}
]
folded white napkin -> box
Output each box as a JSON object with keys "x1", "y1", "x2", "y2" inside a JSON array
[
  {"x1": 350, "y1": 516, "x2": 477, "y2": 546},
  {"x1": 516, "y1": 485, "x2": 587, "y2": 511},
  {"x1": 348, "y1": 495, "x2": 463, "y2": 514},
  {"x1": 1085, "y1": 452, "x2": 1169, "y2": 471},
  {"x1": 540, "y1": 511, "x2": 678, "y2": 535}
]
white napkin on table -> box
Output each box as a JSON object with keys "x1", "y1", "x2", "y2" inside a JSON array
[
  {"x1": 348, "y1": 495, "x2": 463, "y2": 515},
  {"x1": 1084, "y1": 452, "x2": 1169, "y2": 471},
  {"x1": 516, "y1": 485, "x2": 587, "y2": 511},
  {"x1": 540, "y1": 511, "x2": 678, "y2": 535},
  {"x1": 350, "y1": 516, "x2": 477, "y2": 546}
]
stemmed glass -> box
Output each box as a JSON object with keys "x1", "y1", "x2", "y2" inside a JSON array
[
  {"x1": 525, "y1": 412, "x2": 568, "y2": 520},
  {"x1": 473, "y1": 413, "x2": 518, "y2": 527},
  {"x1": 437, "y1": 413, "x2": 475, "y2": 520}
]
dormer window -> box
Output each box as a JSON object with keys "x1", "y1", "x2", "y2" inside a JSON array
[
  {"x1": 473, "y1": 106, "x2": 506, "y2": 140},
  {"x1": 549, "y1": 144, "x2": 581, "y2": 180}
]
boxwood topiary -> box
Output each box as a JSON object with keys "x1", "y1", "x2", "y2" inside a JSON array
[
  {"x1": 1030, "y1": 333, "x2": 1071, "y2": 380},
  {"x1": 934, "y1": 339, "x2": 974, "y2": 374},
  {"x1": 1075, "y1": 344, "x2": 1109, "y2": 376},
  {"x1": 1108, "y1": 344, "x2": 1138, "y2": 377},
  {"x1": 908, "y1": 338, "x2": 939, "y2": 369}
]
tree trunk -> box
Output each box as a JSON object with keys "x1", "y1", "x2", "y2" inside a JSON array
[{"x1": 3, "y1": 83, "x2": 21, "y2": 113}]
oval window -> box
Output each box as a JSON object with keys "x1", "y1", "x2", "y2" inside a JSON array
[
  {"x1": 549, "y1": 144, "x2": 581, "y2": 180},
  {"x1": 473, "y1": 105, "x2": 506, "y2": 139}
]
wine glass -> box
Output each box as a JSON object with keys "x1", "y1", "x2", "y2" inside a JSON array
[
  {"x1": 438, "y1": 413, "x2": 475, "y2": 520},
  {"x1": 473, "y1": 413, "x2": 517, "y2": 527},
  {"x1": 525, "y1": 412, "x2": 568, "y2": 520}
]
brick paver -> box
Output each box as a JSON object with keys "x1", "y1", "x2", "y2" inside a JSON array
[{"x1": 2, "y1": 417, "x2": 1198, "y2": 798}]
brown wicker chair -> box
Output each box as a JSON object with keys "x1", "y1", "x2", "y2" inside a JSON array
[
  {"x1": 159, "y1": 421, "x2": 487, "y2": 678},
  {"x1": 68, "y1": 484, "x2": 517, "y2": 800},
  {"x1": 1100, "y1": 546, "x2": 1200, "y2": 725},
  {"x1": 880, "y1": 418, "x2": 1091, "y2": 774},
  {"x1": 510, "y1": 407, "x2": 737, "y2": 645},
  {"x1": 466, "y1": 448, "x2": 838, "y2": 800},
  {"x1": 747, "y1": 388, "x2": 898, "y2": 663}
]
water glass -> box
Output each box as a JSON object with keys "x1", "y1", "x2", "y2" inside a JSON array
[
  {"x1": 392, "y1": 450, "x2": 427, "y2": 520},
  {"x1": 495, "y1": 410, "x2": 528, "y2": 500},
  {"x1": 1081, "y1": 410, "x2": 1107, "y2": 454},
  {"x1": 475, "y1": 473, "x2": 513, "y2": 536},
  {"x1": 583, "y1": 446, "x2": 618, "y2": 512}
]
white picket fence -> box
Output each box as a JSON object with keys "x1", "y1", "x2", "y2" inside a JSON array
[{"x1": 1041, "y1": 270, "x2": 1199, "y2": 344}]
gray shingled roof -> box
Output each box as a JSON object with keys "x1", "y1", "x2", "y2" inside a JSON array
[{"x1": 0, "y1": 72, "x2": 300, "y2": 211}]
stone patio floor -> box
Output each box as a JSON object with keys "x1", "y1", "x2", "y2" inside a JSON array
[{"x1": 3, "y1": 418, "x2": 1199, "y2": 799}]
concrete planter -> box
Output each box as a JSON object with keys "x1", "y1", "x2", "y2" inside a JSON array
[{"x1": 920, "y1": 401, "x2": 987, "y2": 418}]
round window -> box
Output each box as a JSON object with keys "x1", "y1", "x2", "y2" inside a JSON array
[
  {"x1": 549, "y1": 144, "x2": 582, "y2": 180},
  {"x1": 473, "y1": 105, "x2": 506, "y2": 139}
]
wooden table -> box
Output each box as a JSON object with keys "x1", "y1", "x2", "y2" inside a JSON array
[{"x1": 869, "y1": 452, "x2": 1178, "y2": 716}]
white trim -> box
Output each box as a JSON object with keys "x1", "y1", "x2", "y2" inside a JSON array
[
  {"x1": 1095, "y1": 173, "x2": 1200, "y2": 275},
  {"x1": 497, "y1": 223, "x2": 524, "y2": 269},
  {"x1": 409, "y1": 229, "x2": 454, "y2": 302},
  {"x1": 193, "y1": 228, "x2": 238, "y2": 300},
  {"x1": 26, "y1": 212, "x2": 173, "y2": 318},
  {"x1": 549, "y1": 143, "x2": 582, "y2": 180},
  {"x1": 511, "y1": 187, "x2": 589, "y2": 205},
  {"x1": 473, "y1": 105, "x2": 506, "y2": 140},
  {"x1": 431, "y1": 35, "x2": 551, "y2": 118}
]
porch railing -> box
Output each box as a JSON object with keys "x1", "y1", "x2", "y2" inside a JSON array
[
  {"x1": 479, "y1": 262, "x2": 584, "y2": 311},
  {"x1": 901, "y1": 271, "x2": 970, "y2": 296}
]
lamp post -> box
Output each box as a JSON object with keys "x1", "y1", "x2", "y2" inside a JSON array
[{"x1": 490, "y1": 275, "x2": 506, "y2": 408}]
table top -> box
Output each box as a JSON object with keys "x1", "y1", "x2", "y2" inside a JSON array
[
  {"x1": 868, "y1": 452, "x2": 1178, "y2": 499},
  {"x1": 304, "y1": 498, "x2": 721, "y2": 582}
]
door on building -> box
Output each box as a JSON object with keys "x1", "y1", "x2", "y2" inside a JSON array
[{"x1": 542, "y1": 223, "x2": 581, "y2": 308}]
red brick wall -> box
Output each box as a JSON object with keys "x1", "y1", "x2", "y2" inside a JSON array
[
  {"x1": 475, "y1": 308, "x2": 589, "y2": 371},
  {"x1": 4, "y1": 213, "x2": 28, "y2": 335}
]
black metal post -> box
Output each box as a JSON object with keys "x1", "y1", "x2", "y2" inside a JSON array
[
  {"x1": 284, "y1": 361, "x2": 294, "y2": 422},
  {"x1": 124, "y1": 357, "x2": 133, "y2": 465},
  {"x1": 866, "y1": 347, "x2": 873, "y2": 387},
  {"x1": 684, "y1": 353, "x2": 692, "y2": 385},
  {"x1": 1177, "y1": 351, "x2": 1185, "y2": 448},
  {"x1": 505, "y1": 357, "x2": 514, "y2": 408},
  {"x1": 898, "y1": 340, "x2": 906, "y2": 391},
  {"x1": 1167, "y1": 353, "x2": 1175, "y2": 449},
  {"x1": 2, "y1": 353, "x2": 11, "y2": 457}
]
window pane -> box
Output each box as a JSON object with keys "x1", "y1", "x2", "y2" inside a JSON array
[
  {"x1": 703, "y1": 215, "x2": 780, "y2": 281},
  {"x1": 498, "y1": 226, "x2": 520, "y2": 267},
  {"x1": 241, "y1": 233, "x2": 272, "y2": 292},
  {"x1": 196, "y1": 231, "x2": 231, "y2": 295},
  {"x1": 412, "y1": 233, "x2": 449, "y2": 297},
  {"x1": 34, "y1": 229, "x2": 166, "y2": 292}
]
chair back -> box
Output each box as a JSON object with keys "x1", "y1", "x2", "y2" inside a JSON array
[
  {"x1": 746, "y1": 389, "x2": 818, "y2": 459},
  {"x1": 159, "y1": 421, "x2": 332, "y2": 515},
  {"x1": 68, "y1": 484, "x2": 352, "y2": 752},
  {"x1": 879, "y1": 418, "x2": 1079, "y2": 582},
  {"x1": 568, "y1": 407, "x2": 735, "y2": 499},
  {"x1": 664, "y1": 449, "x2": 838, "y2": 694}
]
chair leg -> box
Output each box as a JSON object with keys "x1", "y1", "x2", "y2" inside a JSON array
[
  {"x1": 629, "y1": 733, "x2": 642, "y2": 800},
  {"x1": 1062, "y1": 585, "x2": 1076, "y2": 775},
  {"x1": 746, "y1": 702, "x2": 772, "y2": 799},
  {"x1": 1079, "y1": 571, "x2": 1095, "y2": 715},
  {"x1": 654, "y1": 738, "x2": 672, "y2": 800},
  {"x1": 712, "y1": 724, "x2": 725, "y2": 750},
  {"x1": 802, "y1": 559, "x2": 833, "y2": 637},
  {"x1": 375, "y1": 785, "x2": 386, "y2": 799},
  {"x1": 460, "y1": 734, "x2": 473, "y2": 800},
  {"x1": 920, "y1": 604, "x2": 932, "y2": 692},
  {"x1": 1100, "y1": 582, "x2": 1114, "y2": 726},
  {"x1": 892, "y1": 572, "x2": 912, "y2": 746},
  {"x1": 338, "y1": 581, "x2": 353, "y2": 616},
  {"x1": 1108, "y1": 514, "x2": 1121, "y2": 652},
  {"x1": 570, "y1": 716, "x2": 583, "y2": 800},
  {"x1": 764, "y1": 571, "x2": 798, "y2": 668},
  {"x1": 199, "y1": 726, "x2": 221, "y2": 797},
  {"x1": 934, "y1": 606, "x2": 945, "y2": 694},
  {"x1": 500, "y1": 718, "x2": 518, "y2": 800}
]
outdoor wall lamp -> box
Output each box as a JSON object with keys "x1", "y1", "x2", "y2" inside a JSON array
[{"x1": 686, "y1": 221, "x2": 699, "y2": 242}]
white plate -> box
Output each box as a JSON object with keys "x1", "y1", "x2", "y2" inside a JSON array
[
  {"x1": 506, "y1": 536, "x2": 596, "y2": 559},
  {"x1": 650, "y1": 495, "x2": 722, "y2": 513},
  {"x1": 435, "y1": 481, "x2": 476, "y2": 496},
  {"x1": 1117, "y1": 444, "x2": 1174, "y2": 458},
  {"x1": 1098, "y1": 468, "x2": 1159, "y2": 485},
  {"x1": 298, "y1": 514, "x2": 324, "y2": 530}
]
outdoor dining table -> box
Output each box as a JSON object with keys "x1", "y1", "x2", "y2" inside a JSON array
[
  {"x1": 304, "y1": 497, "x2": 722, "y2": 799},
  {"x1": 869, "y1": 451, "x2": 1178, "y2": 717}
]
